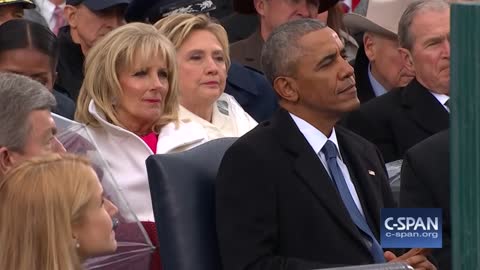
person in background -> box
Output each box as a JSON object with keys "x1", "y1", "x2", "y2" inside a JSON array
[
  {"x1": 400, "y1": 130, "x2": 451, "y2": 269},
  {"x1": 230, "y1": 0, "x2": 339, "y2": 72},
  {"x1": 24, "y1": 0, "x2": 66, "y2": 35},
  {"x1": 343, "y1": 0, "x2": 415, "y2": 104},
  {"x1": 56, "y1": 0, "x2": 129, "y2": 101},
  {"x1": 317, "y1": 1, "x2": 358, "y2": 63},
  {"x1": 155, "y1": 14, "x2": 258, "y2": 139},
  {"x1": 75, "y1": 22, "x2": 209, "y2": 269},
  {"x1": 0, "y1": 0, "x2": 34, "y2": 24},
  {"x1": 125, "y1": 0, "x2": 216, "y2": 24},
  {"x1": 0, "y1": 72, "x2": 65, "y2": 176},
  {"x1": 0, "y1": 19, "x2": 75, "y2": 119},
  {"x1": 343, "y1": 0, "x2": 450, "y2": 162},
  {"x1": 126, "y1": 0, "x2": 278, "y2": 122},
  {"x1": 0, "y1": 154, "x2": 118, "y2": 270}
]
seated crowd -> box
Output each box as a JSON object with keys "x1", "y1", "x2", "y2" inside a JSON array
[{"x1": 0, "y1": 0, "x2": 461, "y2": 269}]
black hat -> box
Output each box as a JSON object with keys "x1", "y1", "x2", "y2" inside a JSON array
[
  {"x1": 125, "y1": 0, "x2": 216, "y2": 23},
  {"x1": 66, "y1": 0, "x2": 131, "y2": 11},
  {"x1": 0, "y1": 0, "x2": 35, "y2": 9},
  {"x1": 234, "y1": 0, "x2": 339, "y2": 14}
]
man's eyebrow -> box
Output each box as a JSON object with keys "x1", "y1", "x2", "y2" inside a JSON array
[{"x1": 315, "y1": 50, "x2": 338, "y2": 70}]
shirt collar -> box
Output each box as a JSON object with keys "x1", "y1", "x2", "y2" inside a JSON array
[
  {"x1": 37, "y1": 0, "x2": 64, "y2": 20},
  {"x1": 289, "y1": 113, "x2": 343, "y2": 160},
  {"x1": 429, "y1": 91, "x2": 450, "y2": 113},
  {"x1": 368, "y1": 63, "x2": 387, "y2": 97}
]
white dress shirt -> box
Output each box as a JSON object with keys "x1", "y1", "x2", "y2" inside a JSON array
[
  {"x1": 368, "y1": 63, "x2": 387, "y2": 97},
  {"x1": 430, "y1": 91, "x2": 450, "y2": 113},
  {"x1": 36, "y1": 0, "x2": 65, "y2": 32},
  {"x1": 290, "y1": 113, "x2": 365, "y2": 216}
]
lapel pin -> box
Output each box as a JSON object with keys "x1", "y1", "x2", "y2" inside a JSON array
[{"x1": 368, "y1": 170, "x2": 376, "y2": 176}]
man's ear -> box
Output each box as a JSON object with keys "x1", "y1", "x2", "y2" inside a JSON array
[
  {"x1": 254, "y1": 0, "x2": 266, "y2": 16},
  {"x1": 273, "y1": 76, "x2": 299, "y2": 103},
  {"x1": 363, "y1": 32, "x2": 376, "y2": 62},
  {"x1": 64, "y1": 5, "x2": 78, "y2": 28},
  {"x1": 0, "y1": 147, "x2": 15, "y2": 175},
  {"x1": 399, "y1": 47, "x2": 415, "y2": 74}
]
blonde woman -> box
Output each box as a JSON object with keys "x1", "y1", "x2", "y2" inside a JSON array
[
  {"x1": 0, "y1": 154, "x2": 118, "y2": 270},
  {"x1": 155, "y1": 14, "x2": 258, "y2": 139},
  {"x1": 75, "y1": 23, "x2": 207, "y2": 223},
  {"x1": 75, "y1": 23, "x2": 207, "y2": 269}
]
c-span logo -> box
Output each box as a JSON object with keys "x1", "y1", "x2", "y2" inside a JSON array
[{"x1": 381, "y1": 208, "x2": 442, "y2": 248}]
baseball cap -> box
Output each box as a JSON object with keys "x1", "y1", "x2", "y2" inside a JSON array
[{"x1": 66, "y1": 0, "x2": 131, "y2": 11}]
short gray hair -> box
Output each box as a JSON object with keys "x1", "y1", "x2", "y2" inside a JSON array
[
  {"x1": 0, "y1": 73, "x2": 56, "y2": 152},
  {"x1": 261, "y1": 18, "x2": 327, "y2": 85},
  {"x1": 398, "y1": 0, "x2": 449, "y2": 50}
]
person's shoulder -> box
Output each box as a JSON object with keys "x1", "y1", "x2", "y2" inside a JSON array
[
  {"x1": 230, "y1": 37, "x2": 249, "y2": 50},
  {"x1": 336, "y1": 125, "x2": 378, "y2": 150},
  {"x1": 359, "y1": 87, "x2": 404, "y2": 112},
  {"x1": 226, "y1": 119, "x2": 274, "y2": 150},
  {"x1": 407, "y1": 130, "x2": 449, "y2": 159},
  {"x1": 227, "y1": 62, "x2": 270, "y2": 93},
  {"x1": 217, "y1": 93, "x2": 244, "y2": 116}
]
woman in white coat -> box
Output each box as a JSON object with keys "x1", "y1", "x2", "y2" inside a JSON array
[
  {"x1": 75, "y1": 23, "x2": 207, "y2": 224},
  {"x1": 155, "y1": 14, "x2": 258, "y2": 139}
]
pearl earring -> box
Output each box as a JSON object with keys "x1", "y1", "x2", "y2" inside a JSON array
[{"x1": 75, "y1": 240, "x2": 80, "y2": 249}]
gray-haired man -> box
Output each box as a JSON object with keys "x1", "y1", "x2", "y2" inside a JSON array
[
  {"x1": 344, "y1": 0, "x2": 450, "y2": 162},
  {"x1": 0, "y1": 72, "x2": 65, "y2": 175}
]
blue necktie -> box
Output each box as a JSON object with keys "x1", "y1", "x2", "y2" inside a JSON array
[{"x1": 321, "y1": 140, "x2": 385, "y2": 263}]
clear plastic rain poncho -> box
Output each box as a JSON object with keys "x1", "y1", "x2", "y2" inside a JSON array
[
  {"x1": 52, "y1": 113, "x2": 155, "y2": 270},
  {"x1": 386, "y1": 159, "x2": 403, "y2": 204}
]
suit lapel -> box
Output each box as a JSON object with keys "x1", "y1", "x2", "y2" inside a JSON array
[
  {"x1": 271, "y1": 110, "x2": 368, "y2": 246},
  {"x1": 401, "y1": 79, "x2": 450, "y2": 134}
]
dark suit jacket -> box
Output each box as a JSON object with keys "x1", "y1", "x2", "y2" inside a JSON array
[
  {"x1": 221, "y1": 13, "x2": 258, "y2": 43},
  {"x1": 400, "y1": 130, "x2": 450, "y2": 269},
  {"x1": 354, "y1": 45, "x2": 377, "y2": 104},
  {"x1": 216, "y1": 109, "x2": 396, "y2": 270},
  {"x1": 342, "y1": 79, "x2": 450, "y2": 162},
  {"x1": 225, "y1": 62, "x2": 278, "y2": 122},
  {"x1": 56, "y1": 26, "x2": 85, "y2": 102},
  {"x1": 229, "y1": 30, "x2": 264, "y2": 72},
  {"x1": 53, "y1": 90, "x2": 76, "y2": 120}
]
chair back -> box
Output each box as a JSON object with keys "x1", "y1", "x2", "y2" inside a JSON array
[{"x1": 146, "y1": 138, "x2": 237, "y2": 270}]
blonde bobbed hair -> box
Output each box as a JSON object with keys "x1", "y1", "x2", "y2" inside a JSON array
[
  {"x1": 0, "y1": 154, "x2": 98, "y2": 270},
  {"x1": 154, "y1": 13, "x2": 231, "y2": 70},
  {"x1": 75, "y1": 23, "x2": 180, "y2": 133}
]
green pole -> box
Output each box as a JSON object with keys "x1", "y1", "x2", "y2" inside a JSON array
[{"x1": 451, "y1": 3, "x2": 480, "y2": 269}]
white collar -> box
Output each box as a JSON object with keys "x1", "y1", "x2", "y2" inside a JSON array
[
  {"x1": 429, "y1": 92, "x2": 450, "y2": 112},
  {"x1": 87, "y1": 100, "x2": 207, "y2": 153},
  {"x1": 289, "y1": 113, "x2": 343, "y2": 160},
  {"x1": 37, "y1": 0, "x2": 65, "y2": 19}
]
